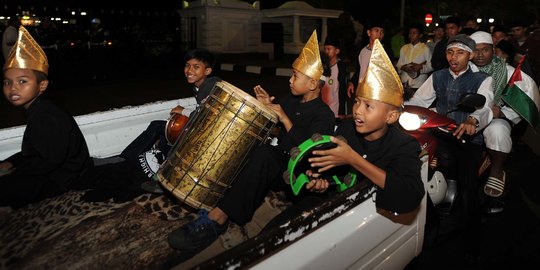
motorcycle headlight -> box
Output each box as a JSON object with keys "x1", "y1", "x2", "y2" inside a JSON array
[{"x1": 399, "y1": 112, "x2": 422, "y2": 131}]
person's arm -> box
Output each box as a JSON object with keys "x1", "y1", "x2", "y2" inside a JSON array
[
  {"x1": 372, "y1": 137, "x2": 424, "y2": 214},
  {"x1": 347, "y1": 54, "x2": 361, "y2": 97},
  {"x1": 404, "y1": 75, "x2": 436, "y2": 107},
  {"x1": 170, "y1": 105, "x2": 186, "y2": 116},
  {"x1": 309, "y1": 136, "x2": 387, "y2": 188},
  {"x1": 266, "y1": 103, "x2": 293, "y2": 132},
  {"x1": 419, "y1": 46, "x2": 433, "y2": 74},
  {"x1": 286, "y1": 107, "x2": 335, "y2": 146},
  {"x1": 469, "y1": 76, "x2": 495, "y2": 130},
  {"x1": 309, "y1": 133, "x2": 424, "y2": 213},
  {"x1": 395, "y1": 45, "x2": 407, "y2": 71},
  {"x1": 502, "y1": 70, "x2": 540, "y2": 123}
]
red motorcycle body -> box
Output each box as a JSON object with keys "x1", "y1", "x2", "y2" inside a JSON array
[{"x1": 402, "y1": 105, "x2": 457, "y2": 165}]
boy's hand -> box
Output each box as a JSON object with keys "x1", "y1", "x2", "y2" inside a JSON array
[
  {"x1": 308, "y1": 136, "x2": 353, "y2": 173},
  {"x1": 170, "y1": 105, "x2": 185, "y2": 115},
  {"x1": 453, "y1": 117, "x2": 478, "y2": 138},
  {"x1": 491, "y1": 105, "x2": 502, "y2": 118},
  {"x1": 0, "y1": 162, "x2": 14, "y2": 176},
  {"x1": 266, "y1": 104, "x2": 287, "y2": 122},
  {"x1": 254, "y1": 85, "x2": 275, "y2": 105},
  {"x1": 305, "y1": 170, "x2": 330, "y2": 193},
  {"x1": 0, "y1": 162, "x2": 13, "y2": 170},
  {"x1": 347, "y1": 82, "x2": 355, "y2": 98}
]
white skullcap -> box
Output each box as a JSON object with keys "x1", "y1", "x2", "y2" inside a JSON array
[{"x1": 470, "y1": 31, "x2": 493, "y2": 45}]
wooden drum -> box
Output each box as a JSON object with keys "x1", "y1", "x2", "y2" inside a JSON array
[{"x1": 156, "y1": 81, "x2": 278, "y2": 211}]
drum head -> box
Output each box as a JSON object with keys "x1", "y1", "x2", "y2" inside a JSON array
[
  {"x1": 165, "y1": 113, "x2": 190, "y2": 145},
  {"x1": 216, "y1": 81, "x2": 278, "y2": 123}
]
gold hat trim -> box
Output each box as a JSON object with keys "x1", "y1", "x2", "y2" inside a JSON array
[
  {"x1": 3, "y1": 26, "x2": 49, "y2": 75},
  {"x1": 357, "y1": 39, "x2": 403, "y2": 107},
  {"x1": 292, "y1": 30, "x2": 323, "y2": 81}
]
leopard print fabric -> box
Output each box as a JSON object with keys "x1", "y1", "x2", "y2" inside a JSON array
[{"x1": 0, "y1": 190, "x2": 191, "y2": 269}]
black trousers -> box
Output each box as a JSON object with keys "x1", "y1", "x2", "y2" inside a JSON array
[
  {"x1": 217, "y1": 144, "x2": 289, "y2": 226},
  {"x1": 437, "y1": 138, "x2": 484, "y2": 254},
  {"x1": 119, "y1": 120, "x2": 171, "y2": 162}
]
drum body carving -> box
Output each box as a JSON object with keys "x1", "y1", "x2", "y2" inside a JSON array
[{"x1": 157, "y1": 81, "x2": 278, "y2": 210}]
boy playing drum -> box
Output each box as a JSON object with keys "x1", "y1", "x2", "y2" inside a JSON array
[{"x1": 167, "y1": 30, "x2": 335, "y2": 255}]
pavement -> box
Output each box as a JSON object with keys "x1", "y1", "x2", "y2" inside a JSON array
[{"x1": 2, "y1": 55, "x2": 540, "y2": 269}]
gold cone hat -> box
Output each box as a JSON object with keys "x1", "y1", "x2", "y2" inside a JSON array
[
  {"x1": 3, "y1": 26, "x2": 49, "y2": 75},
  {"x1": 357, "y1": 39, "x2": 403, "y2": 107},
  {"x1": 292, "y1": 30, "x2": 323, "y2": 81}
]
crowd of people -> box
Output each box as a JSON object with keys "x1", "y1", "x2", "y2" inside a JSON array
[
  {"x1": 303, "y1": 14, "x2": 540, "y2": 266},
  {"x1": 2, "y1": 11, "x2": 540, "y2": 268}
]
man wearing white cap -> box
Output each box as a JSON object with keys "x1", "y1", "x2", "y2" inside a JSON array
[{"x1": 470, "y1": 31, "x2": 540, "y2": 211}]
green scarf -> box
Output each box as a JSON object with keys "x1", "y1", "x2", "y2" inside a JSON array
[{"x1": 478, "y1": 56, "x2": 507, "y2": 104}]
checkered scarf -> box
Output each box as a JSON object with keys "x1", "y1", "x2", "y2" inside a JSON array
[{"x1": 478, "y1": 56, "x2": 507, "y2": 105}]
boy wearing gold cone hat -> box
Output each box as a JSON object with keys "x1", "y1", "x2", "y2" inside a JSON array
[
  {"x1": 307, "y1": 39, "x2": 425, "y2": 220},
  {"x1": 167, "y1": 30, "x2": 336, "y2": 254},
  {"x1": 0, "y1": 26, "x2": 93, "y2": 209}
]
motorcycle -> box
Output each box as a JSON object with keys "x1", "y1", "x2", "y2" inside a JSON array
[{"x1": 398, "y1": 93, "x2": 489, "y2": 215}]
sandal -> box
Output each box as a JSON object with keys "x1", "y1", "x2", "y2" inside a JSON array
[{"x1": 484, "y1": 171, "x2": 505, "y2": 197}]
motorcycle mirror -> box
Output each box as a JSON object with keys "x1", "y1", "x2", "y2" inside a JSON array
[
  {"x1": 458, "y1": 93, "x2": 486, "y2": 110},
  {"x1": 447, "y1": 93, "x2": 486, "y2": 114}
]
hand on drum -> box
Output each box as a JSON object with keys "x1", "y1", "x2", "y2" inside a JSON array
[
  {"x1": 254, "y1": 85, "x2": 275, "y2": 105},
  {"x1": 304, "y1": 170, "x2": 330, "y2": 193},
  {"x1": 308, "y1": 136, "x2": 354, "y2": 173},
  {"x1": 170, "y1": 105, "x2": 185, "y2": 115}
]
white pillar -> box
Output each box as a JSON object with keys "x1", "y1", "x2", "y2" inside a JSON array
[
  {"x1": 321, "y1": 18, "x2": 328, "y2": 44},
  {"x1": 293, "y1": 15, "x2": 301, "y2": 43}
]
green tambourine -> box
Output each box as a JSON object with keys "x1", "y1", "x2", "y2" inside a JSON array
[{"x1": 284, "y1": 134, "x2": 357, "y2": 196}]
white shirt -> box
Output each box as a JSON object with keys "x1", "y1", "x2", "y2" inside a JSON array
[
  {"x1": 325, "y1": 64, "x2": 340, "y2": 117},
  {"x1": 2, "y1": 25, "x2": 18, "y2": 59},
  {"x1": 357, "y1": 46, "x2": 372, "y2": 84},
  {"x1": 396, "y1": 42, "x2": 433, "y2": 88},
  {"x1": 406, "y1": 64, "x2": 494, "y2": 130}
]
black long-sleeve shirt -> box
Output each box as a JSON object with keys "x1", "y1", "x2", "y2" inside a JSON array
[
  {"x1": 276, "y1": 94, "x2": 336, "y2": 152},
  {"x1": 336, "y1": 121, "x2": 425, "y2": 213},
  {"x1": 5, "y1": 96, "x2": 93, "y2": 191}
]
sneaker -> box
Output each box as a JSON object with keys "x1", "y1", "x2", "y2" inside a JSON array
[
  {"x1": 168, "y1": 209, "x2": 228, "y2": 250},
  {"x1": 140, "y1": 181, "x2": 164, "y2": 194},
  {"x1": 485, "y1": 198, "x2": 505, "y2": 214}
]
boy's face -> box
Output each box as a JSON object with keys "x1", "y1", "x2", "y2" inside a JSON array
[
  {"x1": 446, "y1": 46, "x2": 474, "y2": 74},
  {"x1": 352, "y1": 97, "x2": 399, "y2": 141},
  {"x1": 324, "y1": 45, "x2": 340, "y2": 61},
  {"x1": 289, "y1": 69, "x2": 317, "y2": 96},
  {"x1": 184, "y1": 58, "x2": 211, "y2": 88},
  {"x1": 472, "y1": 43, "x2": 494, "y2": 67},
  {"x1": 408, "y1": 28, "x2": 422, "y2": 44},
  {"x1": 494, "y1": 47, "x2": 509, "y2": 60},
  {"x1": 3, "y1": 68, "x2": 47, "y2": 109},
  {"x1": 511, "y1": 26, "x2": 526, "y2": 40},
  {"x1": 492, "y1": 31, "x2": 507, "y2": 45},
  {"x1": 368, "y1": 27, "x2": 384, "y2": 42},
  {"x1": 434, "y1": 27, "x2": 445, "y2": 39},
  {"x1": 445, "y1": 23, "x2": 461, "y2": 38}
]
